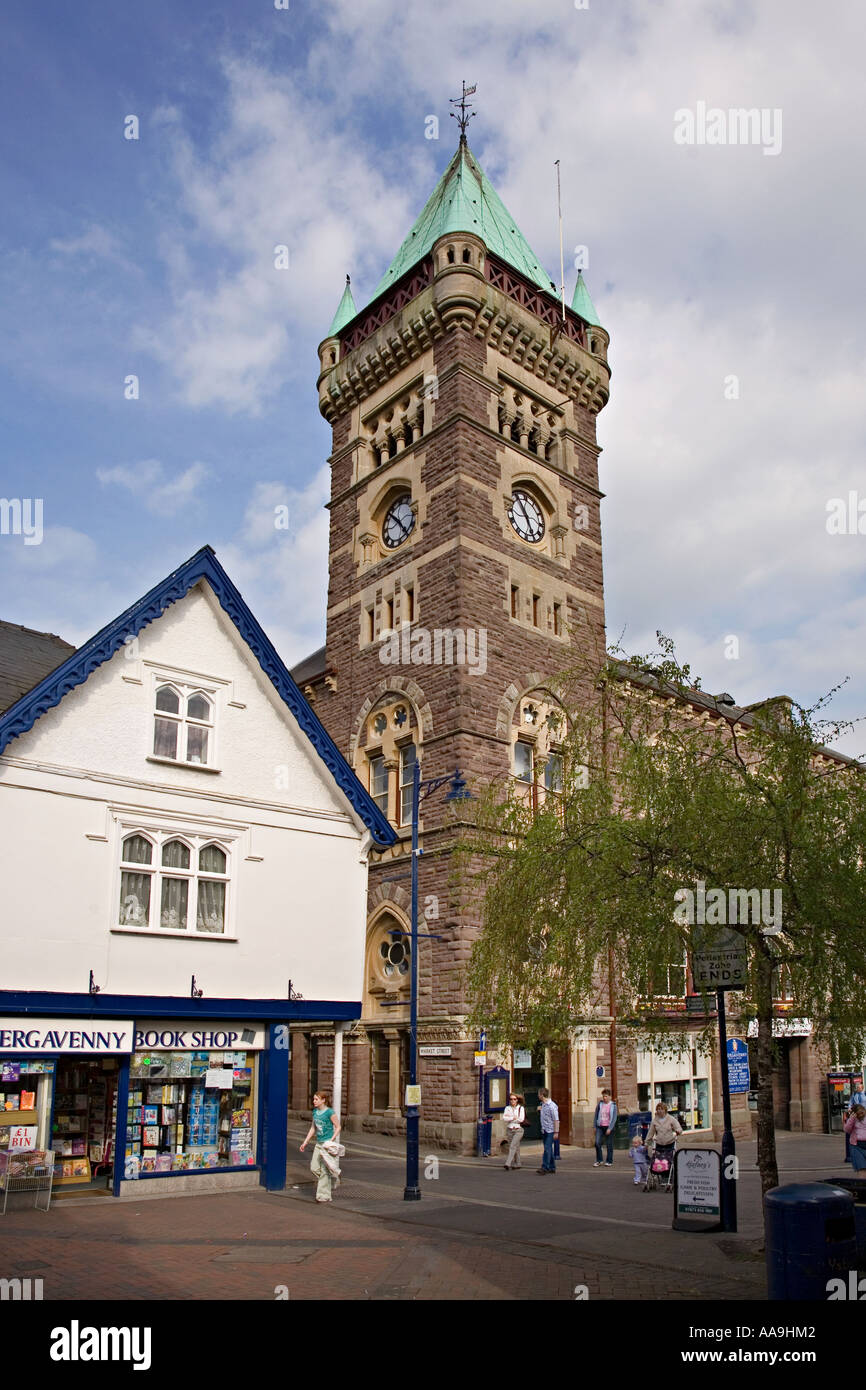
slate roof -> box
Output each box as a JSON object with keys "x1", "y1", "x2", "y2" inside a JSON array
[
  {"x1": 0, "y1": 621, "x2": 75, "y2": 714},
  {"x1": 0, "y1": 548, "x2": 397, "y2": 847},
  {"x1": 290, "y1": 646, "x2": 327, "y2": 687}
]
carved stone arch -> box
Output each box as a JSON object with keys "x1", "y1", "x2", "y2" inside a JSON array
[
  {"x1": 350, "y1": 678, "x2": 434, "y2": 763},
  {"x1": 496, "y1": 672, "x2": 548, "y2": 739},
  {"x1": 364, "y1": 898, "x2": 412, "y2": 1020},
  {"x1": 511, "y1": 473, "x2": 558, "y2": 521}
]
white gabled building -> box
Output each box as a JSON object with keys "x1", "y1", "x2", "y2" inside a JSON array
[{"x1": 0, "y1": 546, "x2": 395, "y2": 1195}]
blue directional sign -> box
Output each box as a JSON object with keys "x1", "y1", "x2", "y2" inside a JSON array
[{"x1": 727, "y1": 1037, "x2": 750, "y2": 1093}]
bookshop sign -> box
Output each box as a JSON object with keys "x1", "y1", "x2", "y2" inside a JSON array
[
  {"x1": 133, "y1": 1021, "x2": 267, "y2": 1051},
  {"x1": 0, "y1": 1018, "x2": 134, "y2": 1053}
]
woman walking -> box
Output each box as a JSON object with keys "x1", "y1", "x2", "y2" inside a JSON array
[
  {"x1": 300, "y1": 1090, "x2": 342, "y2": 1203},
  {"x1": 503, "y1": 1092, "x2": 526, "y2": 1169},
  {"x1": 844, "y1": 1104, "x2": 866, "y2": 1172}
]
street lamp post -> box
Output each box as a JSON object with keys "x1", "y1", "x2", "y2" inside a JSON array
[{"x1": 403, "y1": 759, "x2": 470, "y2": 1201}]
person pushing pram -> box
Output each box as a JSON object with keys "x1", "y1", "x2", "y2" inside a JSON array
[{"x1": 643, "y1": 1101, "x2": 683, "y2": 1192}]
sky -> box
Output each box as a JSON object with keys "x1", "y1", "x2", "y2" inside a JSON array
[{"x1": 1, "y1": 0, "x2": 864, "y2": 754}]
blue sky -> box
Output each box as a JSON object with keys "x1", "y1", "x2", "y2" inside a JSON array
[{"x1": 1, "y1": 0, "x2": 864, "y2": 753}]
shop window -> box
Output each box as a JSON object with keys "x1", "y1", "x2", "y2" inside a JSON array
[
  {"x1": 117, "y1": 829, "x2": 230, "y2": 936},
  {"x1": 125, "y1": 1049, "x2": 256, "y2": 1172},
  {"x1": 153, "y1": 683, "x2": 214, "y2": 766}
]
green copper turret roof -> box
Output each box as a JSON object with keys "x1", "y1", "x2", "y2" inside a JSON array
[
  {"x1": 370, "y1": 139, "x2": 553, "y2": 301},
  {"x1": 327, "y1": 276, "x2": 357, "y2": 336},
  {"x1": 571, "y1": 269, "x2": 602, "y2": 328}
]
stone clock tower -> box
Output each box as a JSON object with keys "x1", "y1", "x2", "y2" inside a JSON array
[{"x1": 290, "y1": 131, "x2": 611, "y2": 1150}]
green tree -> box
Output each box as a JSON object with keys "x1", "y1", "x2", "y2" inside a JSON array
[{"x1": 460, "y1": 637, "x2": 866, "y2": 1198}]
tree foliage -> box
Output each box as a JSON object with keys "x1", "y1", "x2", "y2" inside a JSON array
[{"x1": 457, "y1": 636, "x2": 866, "y2": 1193}]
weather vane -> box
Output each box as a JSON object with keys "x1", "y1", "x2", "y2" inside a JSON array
[{"x1": 450, "y1": 81, "x2": 477, "y2": 141}]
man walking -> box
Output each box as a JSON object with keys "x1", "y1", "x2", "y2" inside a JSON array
[
  {"x1": 593, "y1": 1088, "x2": 618, "y2": 1168},
  {"x1": 537, "y1": 1088, "x2": 559, "y2": 1174}
]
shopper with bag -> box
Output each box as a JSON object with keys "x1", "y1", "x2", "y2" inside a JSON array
[
  {"x1": 300, "y1": 1090, "x2": 344, "y2": 1203},
  {"x1": 503, "y1": 1092, "x2": 526, "y2": 1170}
]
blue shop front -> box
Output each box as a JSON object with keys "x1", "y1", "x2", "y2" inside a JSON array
[{"x1": 0, "y1": 991, "x2": 357, "y2": 1196}]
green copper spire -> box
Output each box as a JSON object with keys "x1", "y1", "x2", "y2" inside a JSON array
[
  {"x1": 370, "y1": 140, "x2": 553, "y2": 302},
  {"x1": 327, "y1": 275, "x2": 357, "y2": 336},
  {"x1": 571, "y1": 269, "x2": 602, "y2": 328}
]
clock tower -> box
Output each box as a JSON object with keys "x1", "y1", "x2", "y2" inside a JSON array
[{"x1": 291, "y1": 131, "x2": 611, "y2": 1150}]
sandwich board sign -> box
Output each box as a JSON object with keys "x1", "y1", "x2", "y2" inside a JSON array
[
  {"x1": 673, "y1": 1148, "x2": 722, "y2": 1232},
  {"x1": 692, "y1": 927, "x2": 747, "y2": 991}
]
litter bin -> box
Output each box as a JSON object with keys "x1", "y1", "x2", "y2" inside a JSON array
[
  {"x1": 765, "y1": 1183, "x2": 857, "y2": 1300},
  {"x1": 476, "y1": 1117, "x2": 492, "y2": 1157},
  {"x1": 613, "y1": 1114, "x2": 632, "y2": 1151},
  {"x1": 821, "y1": 1178, "x2": 866, "y2": 1270}
]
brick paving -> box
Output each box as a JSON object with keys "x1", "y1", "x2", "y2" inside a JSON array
[
  {"x1": 0, "y1": 1178, "x2": 765, "y2": 1301},
  {"x1": 2, "y1": 1129, "x2": 844, "y2": 1301}
]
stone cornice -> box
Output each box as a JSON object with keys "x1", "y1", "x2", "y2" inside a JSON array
[{"x1": 319, "y1": 278, "x2": 610, "y2": 423}]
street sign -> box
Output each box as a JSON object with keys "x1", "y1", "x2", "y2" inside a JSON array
[
  {"x1": 727, "y1": 1037, "x2": 750, "y2": 1093},
  {"x1": 473, "y1": 1051, "x2": 487, "y2": 1067},
  {"x1": 673, "y1": 1148, "x2": 722, "y2": 1231},
  {"x1": 419, "y1": 1046, "x2": 452, "y2": 1057},
  {"x1": 692, "y1": 926, "x2": 748, "y2": 990}
]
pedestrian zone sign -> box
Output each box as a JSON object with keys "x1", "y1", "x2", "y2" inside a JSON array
[{"x1": 692, "y1": 926, "x2": 748, "y2": 990}]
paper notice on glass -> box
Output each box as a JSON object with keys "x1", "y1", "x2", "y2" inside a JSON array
[{"x1": 205, "y1": 1068, "x2": 233, "y2": 1089}]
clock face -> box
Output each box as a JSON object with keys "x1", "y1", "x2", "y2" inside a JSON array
[
  {"x1": 382, "y1": 494, "x2": 415, "y2": 549},
  {"x1": 508, "y1": 490, "x2": 545, "y2": 543}
]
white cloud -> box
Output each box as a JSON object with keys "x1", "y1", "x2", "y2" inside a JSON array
[{"x1": 97, "y1": 460, "x2": 210, "y2": 515}]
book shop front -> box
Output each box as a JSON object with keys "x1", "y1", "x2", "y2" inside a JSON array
[{"x1": 0, "y1": 1011, "x2": 285, "y2": 1197}]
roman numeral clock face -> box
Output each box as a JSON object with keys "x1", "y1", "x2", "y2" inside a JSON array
[
  {"x1": 508, "y1": 490, "x2": 545, "y2": 543},
  {"x1": 382, "y1": 494, "x2": 415, "y2": 549}
]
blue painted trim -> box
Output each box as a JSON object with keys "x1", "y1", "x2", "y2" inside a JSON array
[
  {"x1": 0, "y1": 545, "x2": 396, "y2": 849},
  {"x1": 261, "y1": 1023, "x2": 289, "y2": 1192},
  {"x1": 112, "y1": 1059, "x2": 130, "y2": 1197},
  {"x1": 124, "y1": 1166, "x2": 260, "y2": 1180},
  {"x1": 0, "y1": 991, "x2": 362, "y2": 1022}
]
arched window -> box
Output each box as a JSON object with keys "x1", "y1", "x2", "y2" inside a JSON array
[
  {"x1": 117, "y1": 830, "x2": 229, "y2": 934},
  {"x1": 153, "y1": 684, "x2": 214, "y2": 766}
]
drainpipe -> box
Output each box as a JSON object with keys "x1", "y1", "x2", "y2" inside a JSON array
[{"x1": 333, "y1": 1023, "x2": 345, "y2": 1120}]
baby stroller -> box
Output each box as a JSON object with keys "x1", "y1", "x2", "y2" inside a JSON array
[{"x1": 644, "y1": 1141, "x2": 676, "y2": 1193}]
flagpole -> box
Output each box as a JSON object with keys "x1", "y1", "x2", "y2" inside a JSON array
[{"x1": 555, "y1": 159, "x2": 566, "y2": 324}]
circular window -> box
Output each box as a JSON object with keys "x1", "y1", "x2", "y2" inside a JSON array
[
  {"x1": 382, "y1": 495, "x2": 415, "y2": 549},
  {"x1": 379, "y1": 936, "x2": 410, "y2": 978},
  {"x1": 508, "y1": 490, "x2": 545, "y2": 543}
]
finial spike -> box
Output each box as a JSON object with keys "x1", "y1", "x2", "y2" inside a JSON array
[{"x1": 449, "y1": 81, "x2": 477, "y2": 141}]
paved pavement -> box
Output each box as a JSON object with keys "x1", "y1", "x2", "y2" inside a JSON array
[{"x1": 0, "y1": 1129, "x2": 854, "y2": 1301}]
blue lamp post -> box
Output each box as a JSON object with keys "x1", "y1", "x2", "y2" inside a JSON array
[{"x1": 402, "y1": 759, "x2": 471, "y2": 1201}]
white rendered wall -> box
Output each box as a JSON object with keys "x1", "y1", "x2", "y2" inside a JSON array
[{"x1": 0, "y1": 580, "x2": 371, "y2": 1005}]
